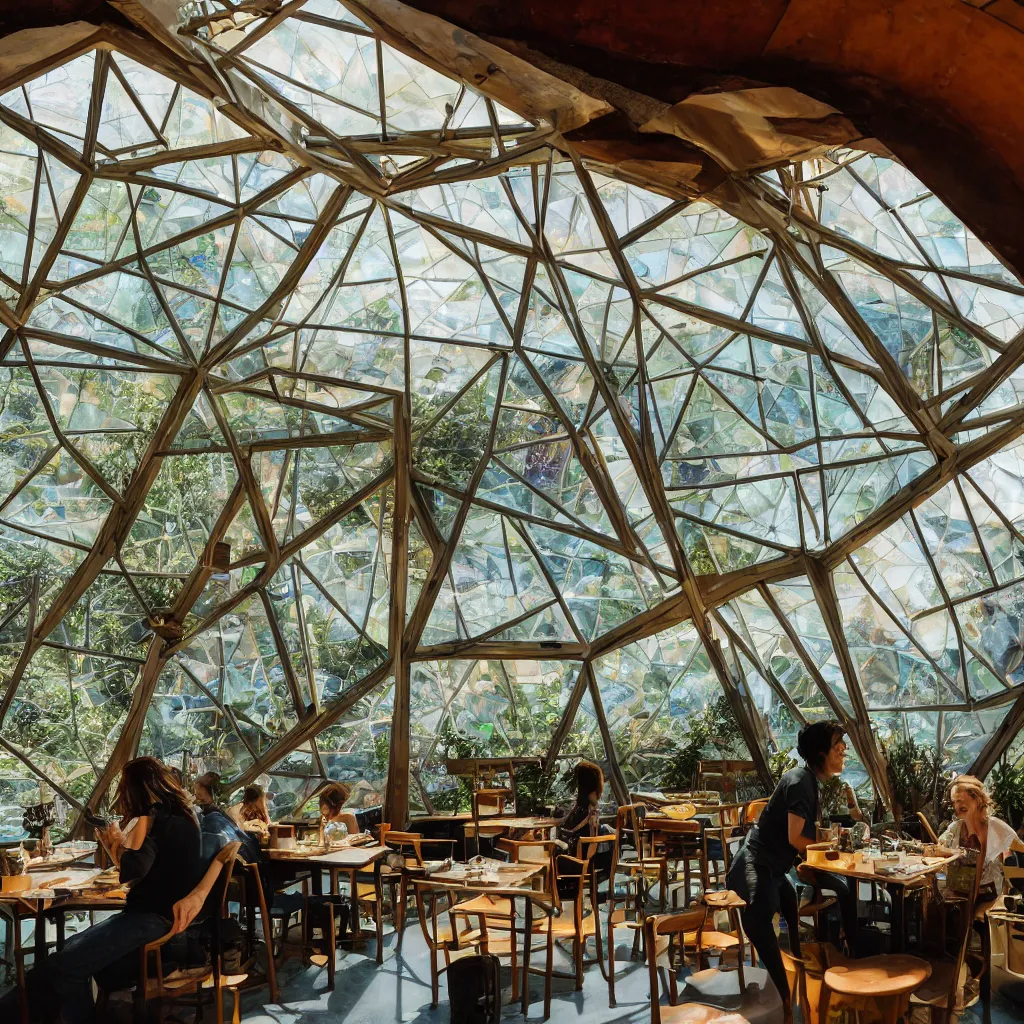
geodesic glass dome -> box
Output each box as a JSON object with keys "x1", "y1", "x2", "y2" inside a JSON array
[{"x1": 2, "y1": 0, "x2": 1024, "y2": 837}]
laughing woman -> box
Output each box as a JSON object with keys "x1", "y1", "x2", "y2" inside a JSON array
[{"x1": 939, "y1": 774, "x2": 1024, "y2": 903}]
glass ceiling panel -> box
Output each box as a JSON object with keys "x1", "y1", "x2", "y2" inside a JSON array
[{"x1": 1, "y1": 2, "x2": 1023, "y2": 832}]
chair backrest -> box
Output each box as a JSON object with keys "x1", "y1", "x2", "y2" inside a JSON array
[
  {"x1": 780, "y1": 942, "x2": 833, "y2": 1024},
  {"x1": 1005, "y1": 862, "x2": 1024, "y2": 894},
  {"x1": 473, "y1": 788, "x2": 510, "y2": 818},
  {"x1": 613, "y1": 803, "x2": 644, "y2": 862},
  {"x1": 644, "y1": 907, "x2": 709, "y2": 1024},
  {"x1": 744, "y1": 799, "x2": 769, "y2": 825},
  {"x1": 384, "y1": 830, "x2": 427, "y2": 864},
  {"x1": 496, "y1": 837, "x2": 556, "y2": 865},
  {"x1": 916, "y1": 811, "x2": 939, "y2": 844},
  {"x1": 939, "y1": 841, "x2": 986, "y2": 1015}
]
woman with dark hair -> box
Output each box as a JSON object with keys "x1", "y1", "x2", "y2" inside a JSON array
[
  {"x1": 319, "y1": 781, "x2": 358, "y2": 834},
  {"x1": 0, "y1": 757, "x2": 209, "y2": 1024},
  {"x1": 234, "y1": 783, "x2": 271, "y2": 840},
  {"x1": 726, "y1": 721, "x2": 848, "y2": 1018},
  {"x1": 556, "y1": 760, "x2": 615, "y2": 890}
]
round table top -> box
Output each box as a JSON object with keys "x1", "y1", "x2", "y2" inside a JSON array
[{"x1": 825, "y1": 955, "x2": 931, "y2": 997}]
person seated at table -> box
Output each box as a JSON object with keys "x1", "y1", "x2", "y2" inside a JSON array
[
  {"x1": 194, "y1": 771, "x2": 260, "y2": 863},
  {"x1": 556, "y1": 760, "x2": 614, "y2": 892},
  {"x1": 726, "y1": 720, "x2": 848, "y2": 1019},
  {"x1": 319, "y1": 781, "x2": 359, "y2": 834},
  {"x1": 0, "y1": 757, "x2": 208, "y2": 1024},
  {"x1": 937, "y1": 774, "x2": 1024, "y2": 903},
  {"x1": 233, "y1": 783, "x2": 271, "y2": 837}
]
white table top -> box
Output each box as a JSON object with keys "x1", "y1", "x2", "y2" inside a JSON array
[{"x1": 306, "y1": 845, "x2": 387, "y2": 868}]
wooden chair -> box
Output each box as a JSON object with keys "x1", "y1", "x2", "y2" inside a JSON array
[
  {"x1": 909, "y1": 844, "x2": 985, "y2": 1022},
  {"x1": 987, "y1": 892, "x2": 1024, "y2": 1002},
  {"x1": 378, "y1": 826, "x2": 457, "y2": 947},
  {"x1": 607, "y1": 804, "x2": 668, "y2": 1006},
  {"x1": 410, "y1": 878, "x2": 489, "y2": 1008},
  {"x1": 645, "y1": 907, "x2": 770, "y2": 1024},
  {"x1": 466, "y1": 787, "x2": 512, "y2": 856},
  {"x1": 691, "y1": 889, "x2": 755, "y2": 978},
  {"x1": 701, "y1": 803, "x2": 745, "y2": 888},
  {"x1": 795, "y1": 864, "x2": 839, "y2": 944},
  {"x1": 97, "y1": 843, "x2": 244, "y2": 1024},
  {"x1": 826, "y1": 954, "x2": 932, "y2": 1024},
  {"x1": 917, "y1": 811, "x2": 940, "y2": 844},
  {"x1": 231, "y1": 860, "x2": 279, "y2": 1004},
  {"x1": 533, "y1": 836, "x2": 606, "y2": 991},
  {"x1": 647, "y1": 819, "x2": 708, "y2": 909},
  {"x1": 780, "y1": 944, "x2": 831, "y2": 1024}
]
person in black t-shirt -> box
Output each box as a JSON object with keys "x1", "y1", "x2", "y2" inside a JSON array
[
  {"x1": 726, "y1": 721, "x2": 848, "y2": 1017},
  {"x1": 0, "y1": 758, "x2": 209, "y2": 1024}
]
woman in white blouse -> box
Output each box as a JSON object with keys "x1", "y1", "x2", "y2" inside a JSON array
[{"x1": 937, "y1": 775, "x2": 1024, "y2": 901}]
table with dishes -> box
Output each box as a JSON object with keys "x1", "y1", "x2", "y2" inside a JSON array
[
  {"x1": 0, "y1": 845, "x2": 123, "y2": 1024},
  {"x1": 410, "y1": 856, "x2": 556, "y2": 1017},
  {"x1": 802, "y1": 843, "x2": 960, "y2": 953},
  {"x1": 264, "y1": 834, "x2": 388, "y2": 965}
]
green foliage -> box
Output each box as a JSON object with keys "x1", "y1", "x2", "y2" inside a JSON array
[
  {"x1": 770, "y1": 750, "x2": 798, "y2": 781},
  {"x1": 819, "y1": 775, "x2": 847, "y2": 821},
  {"x1": 989, "y1": 757, "x2": 1024, "y2": 830},
  {"x1": 659, "y1": 696, "x2": 741, "y2": 792},
  {"x1": 881, "y1": 734, "x2": 953, "y2": 825},
  {"x1": 515, "y1": 762, "x2": 576, "y2": 814},
  {"x1": 427, "y1": 717, "x2": 489, "y2": 813}
]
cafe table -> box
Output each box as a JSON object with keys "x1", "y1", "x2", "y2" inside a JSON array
[
  {"x1": 0, "y1": 865, "x2": 126, "y2": 1024},
  {"x1": 802, "y1": 846, "x2": 960, "y2": 953},
  {"x1": 265, "y1": 841, "x2": 388, "y2": 972},
  {"x1": 411, "y1": 858, "x2": 557, "y2": 1018}
]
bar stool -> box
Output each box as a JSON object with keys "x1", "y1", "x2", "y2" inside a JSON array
[{"x1": 825, "y1": 954, "x2": 931, "y2": 1024}]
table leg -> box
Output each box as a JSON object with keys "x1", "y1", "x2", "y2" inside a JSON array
[
  {"x1": 892, "y1": 887, "x2": 905, "y2": 954},
  {"x1": 11, "y1": 909, "x2": 28, "y2": 1024},
  {"x1": 520, "y1": 895, "x2": 532, "y2": 1018},
  {"x1": 374, "y1": 859, "x2": 384, "y2": 965}
]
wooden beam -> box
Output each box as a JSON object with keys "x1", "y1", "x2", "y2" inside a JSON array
[
  {"x1": 385, "y1": 395, "x2": 411, "y2": 827},
  {"x1": 585, "y1": 661, "x2": 629, "y2": 805},
  {"x1": 969, "y1": 688, "x2": 1024, "y2": 779}
]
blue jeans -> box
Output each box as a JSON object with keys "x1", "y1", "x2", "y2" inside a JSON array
[{"x1": 0, "y1": 909, "x2": 170, "y2": 1024}]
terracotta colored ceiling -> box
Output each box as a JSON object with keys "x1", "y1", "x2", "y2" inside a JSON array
[
  {"x1": 397, "y1": 0, "x2": 1024, "y2": 277},
  {"x1": 5, "y1": 1, "x2": 1023, "y2": 273}
]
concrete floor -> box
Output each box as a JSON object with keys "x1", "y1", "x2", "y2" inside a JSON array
[{"x1": 231, "y1": 923, "x2": 1023, "y2": 1024}]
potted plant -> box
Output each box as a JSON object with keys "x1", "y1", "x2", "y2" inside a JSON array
[
  {"x1": 988, "y1": 756, "x2": 1024, "y2": 831},
  {"x1": 880, "y1": 735, "x2": 953, "y2": 838},
  {"x1": 659, "y1": 697, "x2": 743, "y2": 795}
]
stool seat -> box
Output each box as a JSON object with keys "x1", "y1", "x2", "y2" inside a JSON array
[
  {"x1": 825, "y1": 954, "x2": 931, "y2": 996},
  {"x1": 704, "y1": 890, "x2": 746, "y2": 909},
  {"x1": 662, "y1": 1005, "x2": 755, "y2": 1024}
]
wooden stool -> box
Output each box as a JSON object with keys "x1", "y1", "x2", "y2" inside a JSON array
[{"x1": 825, "y1": 955, "x2": 931, "y2": 1024}]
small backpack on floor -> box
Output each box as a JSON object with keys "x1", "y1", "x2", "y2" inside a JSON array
[{"x1": 447, "y1": 953, "x2": 501, "y2": 1024}]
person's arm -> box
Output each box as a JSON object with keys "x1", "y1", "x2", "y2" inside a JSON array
[
  {"x1": 788, "y1": 813, "x2": 817, "y2": 855},
  {"x1": 96, "y1": 816, "x2": 149, "y2": 868},
  {"x1": 118, "y1": 817, "x2": 157, "y2": 882},
  {"x1": 844, "y1": 783, "x2": 865, "y2": 823},
  {"x1": 170, "y1": 842, "x2": 241, "y2": 934}
]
